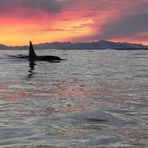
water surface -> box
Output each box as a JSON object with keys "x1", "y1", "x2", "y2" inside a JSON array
[{"x1": 0, "y1": 49, "x2": 148, "y2": 147}]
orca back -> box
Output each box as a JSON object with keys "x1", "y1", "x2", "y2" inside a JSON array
[{"x1": 28, "y1": 41, "x2": 62, "y2": 62}]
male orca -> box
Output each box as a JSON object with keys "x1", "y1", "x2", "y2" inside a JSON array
[
  {"x1": 28, "y1": 41, "x2": 62, "y2": 62},
  {"x1": 8, "y1": 41, "x2": 62, "y2": 62}
]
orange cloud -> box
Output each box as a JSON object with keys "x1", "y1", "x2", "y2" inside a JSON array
[{"x1": 0, "y1": 5, "x2": 95, "y2": 45}]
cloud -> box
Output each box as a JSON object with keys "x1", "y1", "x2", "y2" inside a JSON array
[
  {"x1": 0, "y1": 0, "x2": 148, "y2": 45},
  {"x1": 0, "y1": 0, "x2": 20, "y2": 12},
  {"x1": 70, "y1": 0, "x2": 148, "y2": 42},
  {"x1": 21, "y1": 0, "x2": 69, "y2": 13},
  {"x1": 100, "y1": 13, "x2": 148, "y2": 39},
  {"x1": 0, "y1": 0, "x2": 69, "y2": 14}
]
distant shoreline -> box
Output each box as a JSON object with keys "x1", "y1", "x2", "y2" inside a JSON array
[{"x1": 1, "y1": 40, "x2": 148, "y2": 50}]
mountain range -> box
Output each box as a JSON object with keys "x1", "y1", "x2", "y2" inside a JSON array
[{"x1": 1, "y1": 40, "x2": 148, "y2": 50}]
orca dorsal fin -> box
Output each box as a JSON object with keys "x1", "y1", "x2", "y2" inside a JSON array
[{"x1": 28, "y1": 41, "x2": 36, "y2": 62}]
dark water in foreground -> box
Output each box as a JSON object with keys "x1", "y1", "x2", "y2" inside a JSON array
[{"x1": 0, "y1": 49, "x2": 148, "y2": 148}]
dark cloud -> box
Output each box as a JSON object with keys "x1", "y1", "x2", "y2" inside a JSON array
[
  {"x1": 70, "y1": 13, "x2": 148, "y2": 42},
  {"x1": 96, "y1": 1, "x2": 148, "y2": 40},
  {"x1": 100, "y1": 13, "x2": 148, "y2": 39},
  {"x1": 21, "y1": 0, "x2": 69, "y2": 13},
  {"x1": 0, "y1": 0, "x2": 20, "y2": 12},
  {"x1": 0, "y1": 0, "x2": 69, "y2": 13},
  {"x1": 20, "y1": 0, "x2": 109, "y2": 14}
]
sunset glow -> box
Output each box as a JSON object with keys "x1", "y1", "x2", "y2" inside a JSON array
[{"x1": 0, "y1": 0, "x2": 148, "y2": 46}]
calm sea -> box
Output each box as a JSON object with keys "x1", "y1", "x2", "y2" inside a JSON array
[{"x1": 0, "y1": 49, "x2": 148, "y2": 148}]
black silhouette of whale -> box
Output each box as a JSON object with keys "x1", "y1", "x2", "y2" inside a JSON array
[
  {"x1": 9, "y1": 41, "x2": 62, "y2": 62},
  {"x1": 28, "y1": 41, "x2": 62, "y2": 62}
]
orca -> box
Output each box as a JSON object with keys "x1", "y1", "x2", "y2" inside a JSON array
[
  {"x1": 28, "y1": 41, "x2": 62, "y2": 63},
  {"x1": 8, "y1": 41, "x2": 62, "y2": 63}
]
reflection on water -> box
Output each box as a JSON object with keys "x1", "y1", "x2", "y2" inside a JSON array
[
  {"x1": 0, "y1": 49, "x2": 148, "y2": 147},
  {"x1": 27, "y1": 62, "x2": 36, "y2": 79},
  {"x1": 29, "y1": 62, "x2": 36, "y2": 70}
]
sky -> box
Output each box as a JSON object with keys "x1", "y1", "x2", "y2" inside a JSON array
[{"x1": 0, "y1": 0, "x2": 148, "y2": 46}]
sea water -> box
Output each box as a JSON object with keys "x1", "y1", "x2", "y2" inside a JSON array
[{"x1": 0, "y1": 49, "x2": 148, "y2": 147}]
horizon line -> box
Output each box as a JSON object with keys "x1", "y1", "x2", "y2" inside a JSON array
[{"x1": 1, "y1": 40, "x2": 148, "y2": 47}]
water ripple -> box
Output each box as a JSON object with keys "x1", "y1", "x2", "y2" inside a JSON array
[{"x1": 0, "y1": 49, "x2": 148, "y2": 147}]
